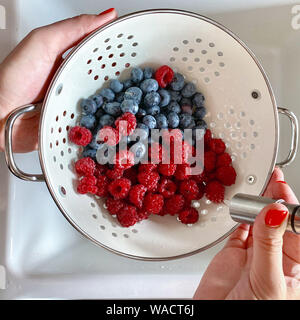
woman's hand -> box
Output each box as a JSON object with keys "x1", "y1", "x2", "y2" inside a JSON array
[
  {"x1": 194, "y1": 167, "x2": 300, "y2": 300},
  {"x1": 0, "y1": 8, "x2": 117, "y2": 153}
]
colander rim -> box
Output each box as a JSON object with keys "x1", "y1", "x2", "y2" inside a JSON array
[{"x1": 38, "y1": 8, "x2": 278, "y2": 261}]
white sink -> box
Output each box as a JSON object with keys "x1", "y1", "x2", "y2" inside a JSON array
[{"x1": 0, "y1": 0, "x2": 299, "y2": 299}]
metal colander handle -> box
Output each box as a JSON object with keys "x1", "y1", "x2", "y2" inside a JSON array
[
  {"x1": 4, "y1": 103, "x2": 44, "y2": 182},
  {"x1": 276, "y1": 107, "x2": 299, "y2": 168}
]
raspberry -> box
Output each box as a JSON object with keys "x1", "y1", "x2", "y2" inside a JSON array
[
  {"x1": 204, "y1": 151, "x2": 216, "y2": 172},
  {"x1": 158, "y1": 178, "x2": 177, "y2": 198},
  {"x1": 193, "y1": 171, "x2": 207, "y2": 184},
  {"x1": 123, "y1": 166, "x2": 138, "y2": 184},
  {"x1": 205, "y1": 180, "x2": 225, "y2": 203},
  {"x1": 209, "y1": 138, "x2": 226, "y2": 154},
  {"x1": 174, "y1": 163, "x2": 191, "y2": 180},
  {"x1": 105, "y1": 197, "x2": 125, "y2": 215},
  {"x1": 179, "y1": 179, "x2": 201, "y2": 201},
  {"x1": 162, "y1": 129, "x2": 182, "y2": 145},
  {"x1": 108, "y1": 178, "x2": 131, "y2": 200},
  {"x1": 106, "y1": 167, "x2": 124, "y2": 180},
  {"x1": 75, "y1": 157, "x2": 95, "y2": 176},
  {"x1": 216, "y1": 153, "x2": 232, "y2": 168},
  {"x1": 137, "y1": 208, "x2": 151, "y2": 221},
  {"x1": 204, "y1": 129, "x2": 212, "y2": 146},
  {"x1": 148, "y1": 142, "x2": 165, "y2": 164},
  {"x1": 117, "y1": 204, "x2": 138, "y2": 227},
  {"x1": 98, "y1": 126, "x2": 120, "y2": 146},
  {"x1": 94, "y1": 163, "x2": 107, "y2": 178},
  {"x1": 77, "y1": 175, "x2": 98, "y2": 195},
  {"x1": 129, "y1": 184, "x2": 147, "y2": 209},
  {"x1": 164, "y1": 194, "x2": 185, "y2": 215},
  {"x1": 178, "y1": 208, "x2": 199, "y2": 224},
  {"x1": 81, "y1": 175, "x2": 97, "y2": 186},
  {"x1": 158, "y1": 163, "x2": 177, "y2": 176},
  {"x1": 96, "y1": 175, "x2": 109, "y2": 197},
  {"x1": 69, "y1": 126, "x2": 92, "y2": 146},
  {"x1": 138, "y1": 163, "x2": 157, "y2": 173},
  {"x1": 115, "y1": 112, "x2": 137, "y2": 136},
  {"x1": 114, "y1": 150, "x2": 135, "y2": 169},
  {"x1": 154, "y1": 65, "x2": 174, "y2": 88},
  {"x1": 137, "y1": 170, "x2": 160, "y2": 191},
  {"x1": 216, "y1": 166, "x2": 237, "y2": 186},
  {"x1": 143, "y1": 193, "x2": 164, "y2": 214}
]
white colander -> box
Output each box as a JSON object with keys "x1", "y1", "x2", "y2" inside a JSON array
[{"x1": 4, "y1": 9, "x2": 298, "y2": 260}]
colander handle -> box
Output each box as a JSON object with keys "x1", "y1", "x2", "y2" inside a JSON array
[
  {"x1": 276, "y1": 107, "x2": 299, "y2": 168},
  {"x1": 4, "y1": 104, "x2": 44, "y2": 182}
]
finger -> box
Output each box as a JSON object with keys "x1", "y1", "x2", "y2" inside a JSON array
[
  {"x1": 263, "y1": 167, "x2": 284, "y2": 197},
  {"x1": 272, "y1": 180, "x2": 299, "y2": 204},
  {"x1": 224, "y1": 223, "x2": 250, "y2": 249},
  {"x1": 40, "y1": 9, "x2": 118, "y2": 59},
  {"x1": 250, "y1": 203, "x2": 288, "y2": 299}
]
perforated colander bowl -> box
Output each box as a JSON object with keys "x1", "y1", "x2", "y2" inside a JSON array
[{"x1": 5, "y1": 9, "x2": 298, "y2": 260}]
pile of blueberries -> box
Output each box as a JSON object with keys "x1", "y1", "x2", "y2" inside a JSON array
[{"x1": 80, "y1": 66, "x2": 207, "y2": 160}]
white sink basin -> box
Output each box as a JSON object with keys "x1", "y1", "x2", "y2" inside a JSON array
[{"x1": 0, "y1": 0, "x2": 299, "y2": 299}]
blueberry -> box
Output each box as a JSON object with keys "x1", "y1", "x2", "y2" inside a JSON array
[
  {"x1": 130, "y1": 142, "x2": 146, "y2": 163},
  {"x1": 120, "y1": 99, "x2": 139, "y2": 114},
  {"x1": 115, "y1": 92, "x2": 125, "y2": 103},
  {"x1": 99, "y1": 114, "x2": 115, "y2": 127},
  {"x1": 100, "y1": 88, "x2": 115, "y2": 102},
  {"x1": 181, "y1": 82, "x2": 197, "y2": 98},
  {"x1": 95, "y1": 107, "x2": 105, "y2": 119},
  {"x1": 80, "y1": 98, "x2": 97, "y2": 115},
  {"x1": 181, "y1": 105, "x2": 193, "y2": 115},
  {"x1": 93, "y1": 123, "x2": 103, "y2": 135},
  {"x1": 158, "y1": 89, "x2": 171, "y2": 107},
  {"x1": 167, "y1": 112, "x2": 180, "y2": 128},
  {"x1": 134, "y1": 123, "x2": 150, "y2": 141},
  {"x1": 144, "y1": 92, "x2": 161, "y2": 107},
  {"x1": 131, "y1": 67, "x2": 144, "y2": 83},
  {"x1": 180, "y1": 97, "x2": 192, "y2": 107},
  {"x1": 170, "y1": 73, "x2": 185, "y2": 91},
  {"x1": 136, "y1": 108, "x2": 147, "y2": 118},
  {"x1": 88, "y1": 135, "x2": 103, "y2": 150},
  {"x1": 169, "y1": 90, "x2": 182, "y2": 102},
  {"x1": 165, "y1": 101, "x2": 181, "y2": 114},
  {"x1": 80, "y1": 114, "x2": 96, "y2": 129},
  {"x1": 192, "y1": 126, "x2": 206, "y2": 141},
  {"x1": 124, "y1": 87, "x2": 143, "y2": 103},
  {"x1": 192, "y1": 92, "x2": 205, "y2": 108},
  {"x1": 187, "y1": 119, "x2": 196, "y2": 129},
  {"x1": 91, "y1": 94, "x2": 104, "y2": 108},
  {"x1": 103, "y1": 102, "x2": 122, "y2": 116},
  {"x1": 145, "y1": 105, "x2": 160, "y2": 116},
  {"x1": 179, "y1": 112, "x2": 193, "y2": 128},
  {"x1": 110, "y1": 79, "x2": 124, "y2": 93},
  {"x1": 155, "y1": 114, "x2": 168, "y2": 129},
  {"x1": 143, "y1": 115, "x2": 157, "y2": 129},
  {"x1": 143, "y1": 67, "x2": 153, "y2": 79},
  {"x1": 194, "y1": 107, "x2": 206, "y2": 120},
  {"x1": 123, "y1": 79, "x2": 133, "y2": 90},
  {"x1": 196, "y1": 119, "x2": 208, "y2": 130},
  {"x1": 140, "y1": 79, "x2": 159, "y2": 93},
  {"x1": 82, "y1": 147, "x2": 97, "y2": 160}
]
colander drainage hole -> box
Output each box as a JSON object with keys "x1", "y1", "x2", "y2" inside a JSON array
[
  {"x1": 124, "y1": 234, "x2": 129, "y2": 238},
  {"x1": 251, "y1": 90, "x2": 261, "y2": 100},
  {"x1": 132, "y1": 229, "x2": 138, "y2": 234},
  {"x1": 100, "y1": 225, "x2": 105, "y2": 230},
  {"x1": 112, "y1": 233, "x2": 117, "y2": 237},
  {"x1": 56, "y1": 84, "x2": 63, "y2": 96},
  {"x1": 92, "y1": 214, "x2": 97, "y2": 219},
  {"x1": 59, "y1": 186, "x2": 66, "y2": 197}
]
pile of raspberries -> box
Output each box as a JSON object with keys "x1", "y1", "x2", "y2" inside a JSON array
[{"x1": 70, "y1": 126, "x2": 236, "y2": 228}]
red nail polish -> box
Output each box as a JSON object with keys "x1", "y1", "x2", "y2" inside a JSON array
[
  {"x1": 99, "y1": 8, "x2": 114, "y2": 15},
  {"x1": 276, "y1": 180, "x2": 287, "y2": 184},
  {"x1": 265, "y1": 209, "x2": 288, "y2": 228}
]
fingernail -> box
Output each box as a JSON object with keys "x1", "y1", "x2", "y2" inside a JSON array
[
  {"x1": 265, "y1": 209, "x2": 288, "y2": 228},
  {"x1": 99, "y1": 8, "x2": 114, "y2": 15},
  {"x1": 276, "y1": 180, "x2": 287, "y2": 184}
]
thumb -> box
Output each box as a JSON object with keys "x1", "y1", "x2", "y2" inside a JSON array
[{"x1": 250, "y1": 203, "x2": 289, "y2": 299}]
